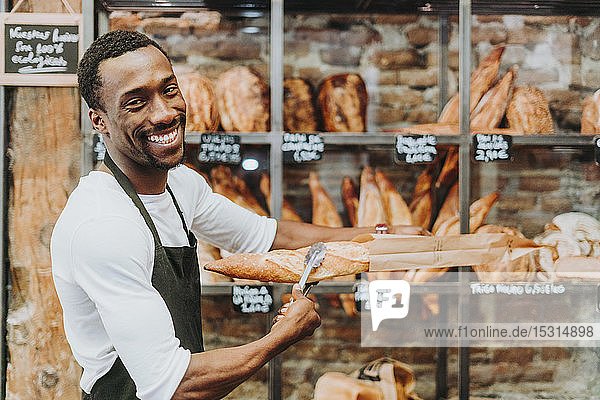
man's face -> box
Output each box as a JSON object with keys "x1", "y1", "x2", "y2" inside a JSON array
[{"x1": 94, "y1": 45, "x2": 186, "y2": 170}]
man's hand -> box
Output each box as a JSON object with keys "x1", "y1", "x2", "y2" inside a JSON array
[
  {"x1": 271, "y1": 284, "x2": 321, "y2": 343},
  {"x1": 389, "y1": 224, "x2": 432, "y2": 236}
]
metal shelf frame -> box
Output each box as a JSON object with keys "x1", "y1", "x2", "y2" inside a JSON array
[{"x1": 86, "y1": 2, "x2": 600, "y2": 400}]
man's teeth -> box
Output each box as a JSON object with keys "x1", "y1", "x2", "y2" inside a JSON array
[{"x1": 147, "y1": 129, "x2": 177, "y2": 144}]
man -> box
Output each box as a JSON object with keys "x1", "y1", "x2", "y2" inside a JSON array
[{"x1": 51, "y1": 30, "x2": 425, "y2": 400}]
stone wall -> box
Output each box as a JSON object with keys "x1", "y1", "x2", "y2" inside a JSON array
[{"x1": 111, "y1": 10, "x2": 600, "y2": 400}]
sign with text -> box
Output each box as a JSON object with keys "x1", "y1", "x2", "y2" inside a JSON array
[
  {"x1": 473, "y1": 133, "x2": 512, "y2": 163},
  {"x1": 0, "y1": 13, "x2": 82, "y2": 86},
  {"x1": 282, "y1": 133, "x2": 324, "y2": 163},
  {"x1": 595, "y1": 136, "x2": 600, "y2": 166},
  {"x1": 232, "y1": 285, "x2": 273, "y2": 314},
  {"x1": 394, "y1": 135, "x2": 437, "y2": 164},
  {"x1": 197, "y1": 133, "x2": 242, "y2": 164}
]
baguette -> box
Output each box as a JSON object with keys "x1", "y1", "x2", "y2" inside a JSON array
[
  {"x1": 435, "y1": 148, "x2": 459, "y2": 189},
  {"x1": 309, "y1": 172, "x2": 343, "y2": 228},
  {"x1": 357, "y1": 166, "x2": 387, "y2": 227},
  {"x1": 431, "y1": 182, "x2": 459, "y2": 234},
  {"x1": 409, "y1": 192, "x2": 432, "y2": 230},
  {"x1": 204, "y1": 241, "x2": 369, "y2": 283},
  {"x1": 259, "y1": 173, "x2": 302, "y2": 222},
  {"x1": 471, "y1": 65, "x2": 517, "y2": 130},
  {"x1": 342, "y1": 177, "x2": 360, "y2": 227},
  {"x1": 374, "y1": 168, "x2": 412, "y2": 226}
]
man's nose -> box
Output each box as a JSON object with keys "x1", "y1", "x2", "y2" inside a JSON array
[{"x1": 149, "y1": 96, "x2": 178, "y2": 126}]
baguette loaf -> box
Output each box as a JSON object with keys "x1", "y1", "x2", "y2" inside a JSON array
[
  {"x1": 374, "y1": 168, "x2": 412, "y2": 226},
  {"x1": 342, "y1": 177, "x2": 360, "y2": 227},
  {"x1": 435, "y1": 148, "x2": 459, "y2": 189},
  {"x1": 471, "y1": 65, "x2": 517, "y2": 130},
  {"x1": 309, "y1": 172, "x2": 343, "y2": 228},
  {"x1": 357, "y1": 166, "x2": 387, "y2": 227},
  {"x1": 259, "y1": 173, "x2": 303, "y2": 222},
  {"x1": 431, "y1": 182, "x2": 459, "y2": 234},
  {"x1": 204, "y1": 241, "x2": 369, "y2": 283}
]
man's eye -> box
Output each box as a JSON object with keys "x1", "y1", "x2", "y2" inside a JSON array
[
  {"x1": 165, "y1": 85, "x2": 179, "y2": 96},
  {"x1": 125, "y1": 98, "x2": 144, "y2": 109}
]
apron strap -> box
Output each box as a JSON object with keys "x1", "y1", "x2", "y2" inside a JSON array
[
  {"x1": 166, "y1": 184, "x2": 195, "y2": 247},
  {"x1": 103, "y1": 152, "x2": 163, "y2": 247}
]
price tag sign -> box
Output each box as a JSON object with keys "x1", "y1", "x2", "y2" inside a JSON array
[
  {"x1": 595, "y1": 136, "x2": 600, "y2": 166},
  {"x1": 198, "y1": 133, "x2": 241, "y2": 164},
  {"x1": 232, "y1": 285, "x2": 273, "y2": 314},
  {"x1": 282, "y1": 133, "x2": 324, "y2": 163},
  {"x1": 394, "y1": 135, "x2": 437, "y2": 164},
  {"x1": 473, "y1": 133, "x2": 512, "y2": 163}
]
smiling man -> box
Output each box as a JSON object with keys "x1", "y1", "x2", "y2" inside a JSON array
[{"x1": 51, "y1": 30, "x2": 425, "y2": 400}]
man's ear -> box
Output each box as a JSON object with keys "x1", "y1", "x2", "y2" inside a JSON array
[{"x1": 89, "y1": 109, "x2": 108, "y2": 135}]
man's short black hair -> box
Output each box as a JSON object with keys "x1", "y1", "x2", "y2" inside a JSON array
[{"x1": 77, "y1": 30, "x2": 168, "y2": 111}]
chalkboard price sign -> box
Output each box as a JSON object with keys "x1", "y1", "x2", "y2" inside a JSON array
[
  {"x1": 282, "y1": 133, "x2": 324, "y2": 163},
  {"x1": 473, "y1": 133, "x2": 512, "y2": 163},
  {"x1": 198, "y1": 133, "x2": 242, "y2": 164},
  {"x1": 595, "y1": 136, "x2": 600, "y2": 166},
  {"x1": 0, "y1": 13, "x2": 82, "y2": 86},
  {"x1": 394, "y1": 135, "x2": 437, "y2": 164},
  {"x1": 232, "y1": 285, "x2": 273, "y2": 314}
]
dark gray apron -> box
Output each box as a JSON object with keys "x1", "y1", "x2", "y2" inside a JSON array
[{"x1": 83, "y1": 153, "x2": 204, "y2": 399}]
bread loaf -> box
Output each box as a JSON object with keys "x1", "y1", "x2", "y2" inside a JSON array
[
  {"x1": 259, "y1": 173, "x2": 302, "y2": 222},
  {"x1": 357, "y1": 167, "x2": 387, "y2": 227},
  {"x1": 471, "y1": 65, "x2": 517, "y2": 130},
  {"x1": 342, "y1": 177, "x2": 360, "y2": 227},
  {"x1": 309, "y1": 172, "x2": 343, "y2": 228},
  {"x1": 431, "y1": 182, "x2": 458, "y2": 234},
  {"x1": 506, "y1": 85, "x2": 554, "y2": 134},
  {"x1": 435, "y1": 148, "x2": 459, "y2": 189},
  {"x1": 374, "y1": 169, "x2": 412, "y2": 226},
  {"x1": 318, "y1": 73, "x2": 368, "y2": 132},
  {"x1": 216, "y1": 66, "x2": 270, "y2": 132},
  {"x1": 438, "y1": 45, "x2": 505, "y2": 123},
  {"x1": 204, "y1": 241, "x2": 369, "y2": 283},
  {"x1": 409, "y1": 168, "x2": 433, "y2": 230},
  {"x1": 177, "y1": 72, "x2": 220, "y2": 132},
  {"x1": 284, "y1": 78, "x2": 318, "y2": 132},
  {"x1": 581, "y1": 89, "x2": 600, "y2": 135}
]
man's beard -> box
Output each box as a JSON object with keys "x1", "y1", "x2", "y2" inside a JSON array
[{"x1": 139, "y1": 114, "x2": 186, "y2": 170}]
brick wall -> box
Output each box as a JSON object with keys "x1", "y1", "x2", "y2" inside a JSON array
[{"x1": 111, "y1": 11, "x2": 600, "y2": 400}]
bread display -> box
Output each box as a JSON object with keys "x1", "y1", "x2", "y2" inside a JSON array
[
  {"x1": 204, "y1": 241, "x2": 369, "y2": 283},
  {"x1": 176, "y1": 72, "x2": 220, "y2": 132},
  {"x1": 438, "y1": 45, "x2": 505, "y2": 124},
  {"x1": 506, "y1": 85, "x2": 554, "y2": 134},
  {"x1": 283, "y1": 78, "x2": 318, "y2": 133},
  {"x1": 581, "y1": 88, "x2": 600, "y2": 135},
  {"x1": 374, "y1": 169, "x2": 412, "y2": 226},
  {"x1": 259, "y1": 173, "x2": 303, "y2": 222},
  {"x1": 215, "y1": 66, "x2": 270, "y2": 132},
  {"x1": 309, "y1": 172, "x2": 343, "y2": 228},
  {"x1": 318, "y1": 73, "x2": 368, "y2": 132},
  {"x1": 210, "y1": 166, "x2": 269, "y2": 216}
]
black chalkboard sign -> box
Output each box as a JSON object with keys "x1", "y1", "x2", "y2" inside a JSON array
[
  {"x1": 473, "y1": 133, "x2": 512, "y2": 163},
  {"x1": 394, "y1": 135, "x2": 437, "y2": 164},
  {"x1": 595, "y1": 136, "x2": 600, "y2": 166},
  {"x1": 0, "y1": 13, "x2": 82, "y2": 86},
  {"x1": 282, "y1": 133, "x2": 324, "y2": 163},
  {"x1": 232, "y1": 285, "x2": 273, "y2": 314},
  {"x1": 197, "y1": 133, "x2": 242, "y2": 164}
]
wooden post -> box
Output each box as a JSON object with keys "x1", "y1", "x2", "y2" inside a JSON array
[{"x1": 6, "y1": 0, "x2": 83, "y2": 398}]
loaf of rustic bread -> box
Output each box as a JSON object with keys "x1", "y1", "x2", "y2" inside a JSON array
[
  {"x1": 216, "y1": 66, "x2": 270, "y2": 132},
  {"x1": 284, "y1": 77, "x2": 318, "y2": 132},
  {"x1": 177, "y1": 72, "x2": 220, "y2": 132},
  {"x1": 204, "y1": 241, "x2": 370, "y2": 283},
  {"x1": 506, "y1": 85, "x2": 554, "y2": 134},
  {"x1": 581, "y1": 89, "x2": 600, "y2": 135},
  {"x1": 318, "y1": 73, "x2": 368, "y2": 132}
]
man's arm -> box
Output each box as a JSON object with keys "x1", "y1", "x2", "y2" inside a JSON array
[
  {"x1": 271, "y1": 220, "x2": 429, "y2": 250},
  {"x1": 172, "y1": 285, "x2": 319, "y2": 400}
]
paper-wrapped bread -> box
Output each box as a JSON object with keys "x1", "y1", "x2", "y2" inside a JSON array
[
  {"x1": 318, "y1": 73, "x2": 368, "y2": 132},
  {"x1": 581, "y1": 89, "x2": 600, "y2": 135},
  {"x1": 204, "y1": 241, "x2": 369, "y2": 283},
  {"x1": 177, "y1": 72, "x2": 220, "y2": 132},
  {"x1": 506, "y1": 85, "x2": 554, "y2": 134},
  {"x1": 216, "y1": 66, "x2": 270, "y2": 132},
  {"x1": 284, "y1": 77, "x2": 318, "y2": 132}
]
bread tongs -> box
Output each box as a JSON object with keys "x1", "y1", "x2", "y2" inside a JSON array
[{"x1": 298, "y1": 241, "x2": 327, "y2": 295}]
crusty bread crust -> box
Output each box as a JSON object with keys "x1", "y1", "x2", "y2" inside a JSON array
[{"x1": 204, "y1": 241, "x2": 369, "y2": 283}]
